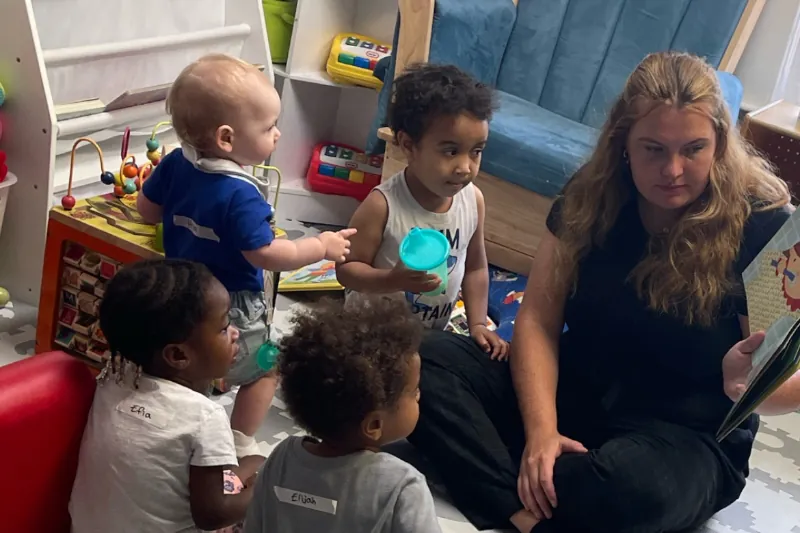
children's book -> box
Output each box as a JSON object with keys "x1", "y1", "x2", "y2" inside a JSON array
[
  {"x1": 717, "y1": 207, "x2": 800, "y2": 441},
  {"x1": 54, "y1": 98, "x2": 106, "y2": 121},
  {"x1": 104, "y1": 82, "x2": 172, "y2": 112},
  {"x1": 278, "y1": 259, "x2": 343, "y2": 292}
]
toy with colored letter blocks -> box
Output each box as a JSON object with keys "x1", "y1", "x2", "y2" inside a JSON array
[
  {"x1": 306, "y1": 142, "x2": 383, "y2": 201},
  {"x1": 326, "y1": 32, "x2": 392, "y2": 89}
]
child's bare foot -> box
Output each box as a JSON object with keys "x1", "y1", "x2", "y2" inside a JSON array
[{"x1": 510, "y1": 509, "x2": 539, "y2": 532}]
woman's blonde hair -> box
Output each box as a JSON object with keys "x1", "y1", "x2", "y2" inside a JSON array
[{"x1": 555, "y1": 51, "x2": 790, "y2": 326}]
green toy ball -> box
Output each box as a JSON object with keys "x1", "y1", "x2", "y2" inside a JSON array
[
  {"x1": 146, "y1": 138, "x2": 160, "y2": 151},
  {"x1": 255, "y1": 341, "x2": 279, "y2": 371},
  {"x1": 0, "y1": 287, "x2": 9, "y2": 307},
  {"x1": 0, "y1": 82, "x2": 5, "y2": 107}
]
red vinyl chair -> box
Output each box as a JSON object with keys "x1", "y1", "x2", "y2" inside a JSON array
[{"x1": 0, "y1": 352, "x2": 96, "y2": 532}]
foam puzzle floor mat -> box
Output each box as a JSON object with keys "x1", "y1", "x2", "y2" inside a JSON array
[{"x1": 2, "y1": 218, "x2": 799, "y2": 531}]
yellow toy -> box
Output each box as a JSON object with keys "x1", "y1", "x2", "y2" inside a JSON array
[{"x1": 326, "y1": 32, "x2": 392, "y2": 90}]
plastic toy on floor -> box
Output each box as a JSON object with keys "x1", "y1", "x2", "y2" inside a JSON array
[{"x1": 326, "y1": 32, "x2": 392, "y2": 90}]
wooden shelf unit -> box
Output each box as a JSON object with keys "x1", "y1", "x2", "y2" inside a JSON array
[{"x1": 0, "y1": 0, "x2": 272, "y2": 306}]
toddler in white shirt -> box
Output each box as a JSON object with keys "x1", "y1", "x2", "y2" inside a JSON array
[{"x1": 69, "y1": 258, "x2": 262, "y2": 532}]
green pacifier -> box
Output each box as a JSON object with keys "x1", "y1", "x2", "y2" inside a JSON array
[{"x1": 256, "y1": 341, "x2": 280, "y2": 371}]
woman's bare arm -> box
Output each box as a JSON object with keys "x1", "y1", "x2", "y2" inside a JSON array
[{"x1": 510, "y1": 231, "x2": 569, "y2": 437}]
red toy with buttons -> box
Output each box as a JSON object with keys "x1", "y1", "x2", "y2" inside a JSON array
[{"x1": 306, "y1": 142, "x2": 383, "y2": 201}]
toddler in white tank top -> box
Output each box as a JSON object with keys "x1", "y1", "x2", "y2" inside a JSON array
[{"x1": 337, "y1": 64, "x2": 509, "y2": 359}]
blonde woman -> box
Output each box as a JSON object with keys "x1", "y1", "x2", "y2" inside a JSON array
[{"x1": 408, "y1": 52, "x2": 800, "y2": 533}]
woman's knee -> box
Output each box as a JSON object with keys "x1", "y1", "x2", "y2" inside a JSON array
[{"x1": 551, "y1": 450, "x2": 677, "y2": 530}]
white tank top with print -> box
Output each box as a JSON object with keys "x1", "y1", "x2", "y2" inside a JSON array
[{"x1": 350, "y1": 171, "x2": 478, "y2": 330}]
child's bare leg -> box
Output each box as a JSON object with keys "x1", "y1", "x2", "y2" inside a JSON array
[
  {"x1": 231, "y1": 371, "x2": 277, "y2": 435},
  {"x1": 228, "y1": 291, "x2": 276, "y2": 456}
]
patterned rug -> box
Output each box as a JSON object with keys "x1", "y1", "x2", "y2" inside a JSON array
[{"x1": 1, "y1": 218, "x2": 799, "y2": 532}]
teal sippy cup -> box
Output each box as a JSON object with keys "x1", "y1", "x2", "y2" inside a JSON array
[
  {"x1": 398, "y1": 227, "x2": 450, "y2": 297},
  {"x1": 255, "y1": 341, "x2": 280, "y2": 372}
]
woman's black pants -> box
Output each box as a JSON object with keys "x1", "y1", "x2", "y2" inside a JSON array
[{"x1": 408, "y1": 330, "x2": 748, "y2": 532}]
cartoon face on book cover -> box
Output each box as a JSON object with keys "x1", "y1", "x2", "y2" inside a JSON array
[{"x1": 743, "y1": 208, "x2": 800, "y2": 371}]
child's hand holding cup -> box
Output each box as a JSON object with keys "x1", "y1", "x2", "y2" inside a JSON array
[
  {"x1": 390, "y1": 261, "x2": 441, "y2": 294},
  {"x1": 395, "y1": 228, "x2": 450, "y2": 295}
]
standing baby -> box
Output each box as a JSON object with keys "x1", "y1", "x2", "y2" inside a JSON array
[{"x1": 137, "y1": 54, "x2": 355, "y2": 458}]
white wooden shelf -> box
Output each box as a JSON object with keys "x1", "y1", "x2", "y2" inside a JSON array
[
  {"x1": 43, "y1": 25, "x2": 252, "y2": 66},
  {"x1": 273, "y1": 64, "x2": 288, "y2": 77},
  {"x1": 270, "y1": 178, "x2": 361, "y2": 227},
  {"x1": 56, "y1": 101, "x2": 169, "y2": 138},
  {"x1": 0, "y1": 0, "x2": 273, "y2": 305},
  {"x1": 290, "y1": 70, "x2": 349, "y2": 88},
  {"x1": 0, "y1": 0, "x2": 397, "y2": 305},
  {"x1": 267, "y1": 0, "x2": 397, "y2": 227}
]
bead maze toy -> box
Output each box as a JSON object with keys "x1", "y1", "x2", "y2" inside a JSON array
[
  {"x1": 326, "y1": 32, "x2": 392, "y2": 90},
  {"x1": 307, "y1": 142, "x2": 382, "y2": 201},
  {"x1": 60, "y1": 122, "x2": 170, "y2": 210},
  {"x1": 39, "y1": 125, "x2": 287, "y2": 380}
]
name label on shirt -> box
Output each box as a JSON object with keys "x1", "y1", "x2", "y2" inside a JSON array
[
  {"x1": 116, "y1": 400, "x2": 169, "y2": 429},
  {"x1": 274, "y1": 486, "x2": 337, "y2": 515}
]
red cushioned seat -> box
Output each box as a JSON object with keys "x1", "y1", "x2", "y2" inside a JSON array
[{"x1": 0, "y1": 352, "x2": 95, "y2": 533}]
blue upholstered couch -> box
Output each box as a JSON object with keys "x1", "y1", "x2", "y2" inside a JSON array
[
  {"x1": 375, "y1": 0, "x2": 748, "y2": 197},
  {"x1": 370, "y1": 0, "x2": 754, "y2": 273}
]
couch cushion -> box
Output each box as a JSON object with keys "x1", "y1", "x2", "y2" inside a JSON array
[
  {"x1": 484, "y1": 71, "x2": 743, "y2": 198},
  {"x1": 482, "y1": 90, "x2": 598, "y2": 198},
  {"x1": 496, "y1": 0, "x2": 749, "y2": 128},
  {"x1": 717, "y1": 71, "x2": 743, "y2": 121},
  {"x1": 0, "y1": 352, "x2": 96, "y2": 533},
  {"x1": 429, "y1": 0, "x2": 517, "y2": 87}
]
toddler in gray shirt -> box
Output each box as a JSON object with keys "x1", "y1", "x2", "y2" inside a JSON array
[{"x1": 243, "y1": 297, "x2": 442, "y2": 533}]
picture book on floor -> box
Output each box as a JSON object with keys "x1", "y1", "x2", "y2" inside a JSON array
[
  {"x1": 278, "y1": 259, "x2": 342, "y2": 292},
  {"x1": 717, "y1": 206, "x2": 800, "y2": 441}
]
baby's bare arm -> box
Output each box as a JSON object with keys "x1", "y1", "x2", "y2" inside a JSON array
[
  {"x1": 136, "y1": 192, "x2": 163, "y2": 224},
  {"x1": 242, "y1": 237, "x2": 326, "y2": 271}
]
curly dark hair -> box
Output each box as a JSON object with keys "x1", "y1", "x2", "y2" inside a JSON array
[
  {"x1": 388, "y1": 63, "x2": 495, "y2": 142},
  {"x1": 99, "y1": 259, "x2": 218, "y2": 373},
  {"x1": 278, "y1": 297, "x2": 423, "y2": 442}
]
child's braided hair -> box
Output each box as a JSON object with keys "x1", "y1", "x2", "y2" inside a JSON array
[{"x1": 97, "y1": 258, "x2": 217, "y2": 387}]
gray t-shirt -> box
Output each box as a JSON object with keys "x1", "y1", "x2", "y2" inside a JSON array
[{"x1": 244, "y1": 436, "x2": 442, "y2": 533}]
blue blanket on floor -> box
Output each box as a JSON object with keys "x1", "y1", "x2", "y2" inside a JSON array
[{"x1": 487, "y1": 266, "x2": 567, "y2": 341}]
